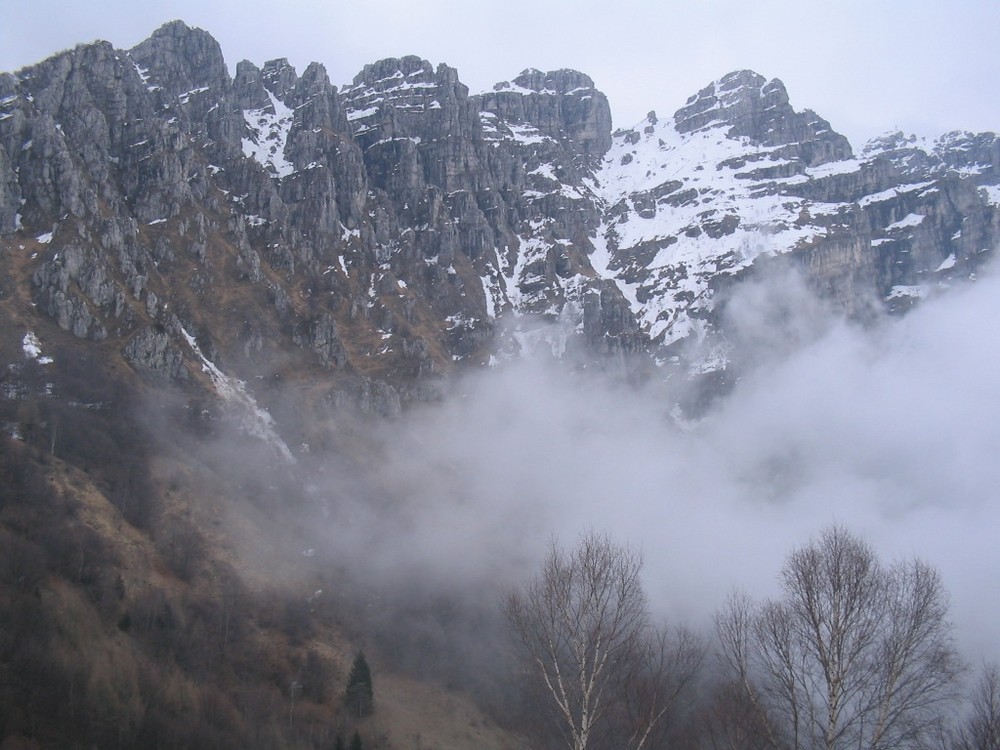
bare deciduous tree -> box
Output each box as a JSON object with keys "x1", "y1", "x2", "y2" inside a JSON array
[
  {"x1": 716, "y1": 526, "x2": 962, "y2": 750},
  {"x1": 505, "y1": 531, "x2": 702, "y2": 750},
  {"x1": 616, "y1": 623, "x2": 704, "y2": 750},
  {"x1": 955, "y1": 664, "x2": 1000, "y2": 750}
]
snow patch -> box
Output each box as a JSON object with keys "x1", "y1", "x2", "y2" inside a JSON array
[
  {"x1": 22, "y1": 332, "x2": 53, "y2": 364},
  {"x1": 347, "y1": 106, "x2": 378, "y2": 122},
  {"x1": 180, "y1": 326, "x2": 295, "y2": 463},
  {"x1": 887, "y1": 285, "x2": 928, "y2": 301},
  {"x1": 507, "y1": 122, "x2": 552, "y2": 145},
  {"x1": 935, "y1": 254, "x2": 956, "y2": 272},
  {"x1": 22, "y1": 332, "x2": 41, "y2": 359},
  {"x1": 979, "y1": 185, "x2": 1000, "y2": 207},
  {"x1": 885, "y1": 213, "x2": 925, "y2": 231},
  {"x1": 805, "y1": 159, "x2": 862, "y2": 178},
  {"x1": 858, "y1": 182, "x2": 935, "y2": 208},
  {"x1": 592, "y1": 115, "x2": 825, "y2": 345},
  {"x1": 242, "y1": 91, "x2": 295, "y2": 178}
]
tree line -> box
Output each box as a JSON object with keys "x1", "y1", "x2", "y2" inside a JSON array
[{"x1": 505, "y1": 527, "x2": 998, "y2": 750}]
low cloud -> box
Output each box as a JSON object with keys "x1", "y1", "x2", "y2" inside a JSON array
[{"x1": 300, "y1": 265, "x2": 1000, "y2": 671}]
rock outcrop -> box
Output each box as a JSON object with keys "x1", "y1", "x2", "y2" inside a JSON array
[
  {"x1": 1, "y1": 21, "x2": 998, "y2": 422},
  {"x1": 674, "y1": 70, "x2": 851, "y2": 165}
]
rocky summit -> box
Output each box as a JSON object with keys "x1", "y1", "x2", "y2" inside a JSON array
[{"x1": 1, "y1": 19, "x2": 999, "y2": 416}]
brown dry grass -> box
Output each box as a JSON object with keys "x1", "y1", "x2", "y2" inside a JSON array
[
  {"x1": 368, "y1": 672, "x2": 525, "y2": 750},
  {"x1": 0, "y1": 219, "x2": 521, "y2": 750}
]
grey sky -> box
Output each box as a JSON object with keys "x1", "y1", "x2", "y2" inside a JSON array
[{"x1": 2, "y1": 0, "x2": 998, "y2": 148}]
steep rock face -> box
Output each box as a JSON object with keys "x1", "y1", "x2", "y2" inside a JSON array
[
  {"x1": 485, "y1": 68, "x2": 613, "y2": 163},
  {"x1": 674, "y1": 70, "x2": 851, "y2": 166},
  {"x1": 466, "y1": 68, "x2": 631, "y2": 351},
  {"x1": 335, "y1": 55, "x2": 639, "y2": 360},
  {"x1": 1, "y1": 21, "x2": 999, "y2": 430},
  {"x1": 1, "y1": 42, "x2": 145, "y2": 225},
  {"x1": 6, "y1": 28, "x2": 1000, "y2": 748},
  {"x1": 123, "y1": 323, "x2": 188, "y2": 380},
  {"x1": 0, "y1": 22, "x2": 644, "y2": 430},
  {"x1": 129, "y1": 20, "x2": 243, "y2": 151},
  {"x1": 0, "y1": 141, "x2": 19, "y2": 234}
]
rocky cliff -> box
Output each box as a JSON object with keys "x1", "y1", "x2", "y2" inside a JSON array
[{"x1": 1, "y1": 21, "x2": 998, "y2": 423}]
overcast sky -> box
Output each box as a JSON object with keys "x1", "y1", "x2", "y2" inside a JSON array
[{"x1": 2, "y1": 0, "x2": 998, "y2": 148}]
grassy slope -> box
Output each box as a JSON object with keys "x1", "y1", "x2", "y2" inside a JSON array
[{"x1": 0, "y1": 239, "x2": 521, "y2": 749}]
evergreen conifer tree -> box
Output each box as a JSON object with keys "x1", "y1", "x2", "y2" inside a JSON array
[{"x1": 344, "y1": 652, "x2": 374, "y2": 717}]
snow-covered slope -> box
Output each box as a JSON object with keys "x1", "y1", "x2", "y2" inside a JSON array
[
  {"x1": 580, "y1": 72, "x2": 1000, "y2": 366},
  {"x1": 593, "y1": 112, "x2": 829, "y2": 346}
]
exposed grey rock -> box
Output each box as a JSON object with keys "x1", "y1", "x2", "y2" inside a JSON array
[
  {"x1": 293, "y1": 312, "x2": 348, "y2": 368},
  {"x1": 486, "y1": 68, "x2": 613, "y2": 161},
  {"x1": 583, "y1": 281, "x2": 646, "y2": 357},
  {"x1": 935, "y1": 131, "x2": 1000, "y2": 179},
  {"x1": 0, "y1": 146, "x2": 19, "y2": 233},
  {"x1": 328, "y1": 376, "x2": 403, "y2": 417},
  {"x1": 260, "y1": 58, "x2": 298, "y2": 102},
  {"x1": 123, "y1": 325, "x2": 188, "y2": 380},
  {"x1": 674, "y1": 70, "x2": 851, "y2": 166},
  {"x1": 2, "y1": 21, "x2": 998, "y2": 417},
  {"x1": 32, "y1": 244, "x2": 126, "y2": 338},
  {"x1": 233, "y1": 60, "x2": 272, "y2": 111},
  {"x1": 129, "y1": 20, "x2": 242, "y2": 150}
]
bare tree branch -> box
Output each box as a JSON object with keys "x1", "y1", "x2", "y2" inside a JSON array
[
  {"x1": 505, "y1": 531, "x2": 701, "y2": 750},
  {"x1": 716, "y1": 526, "x2": 963, "y2": 750},
  {"x1": 955, "y1": 664, "x2": 1000, "y2": 750}
]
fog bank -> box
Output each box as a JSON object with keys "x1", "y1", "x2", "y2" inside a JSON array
[{"x1": 313, "y1": 267, "x2": 1000, "y2": 665}]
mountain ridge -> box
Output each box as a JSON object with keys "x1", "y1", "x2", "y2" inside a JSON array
[{"x1": 1, "y1": 18, "x2": 998, "y2": 416}]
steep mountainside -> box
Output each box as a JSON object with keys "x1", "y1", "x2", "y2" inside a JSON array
[
  {"x1": 1, "y1": 20, "x2": 999, "y2": 748},
  {"x1": 595, "y1": 73, "x2": 1000, "y2": 365},
  {"x1": 2, "y1": 22, "x2": 998, "y2": 417}
]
